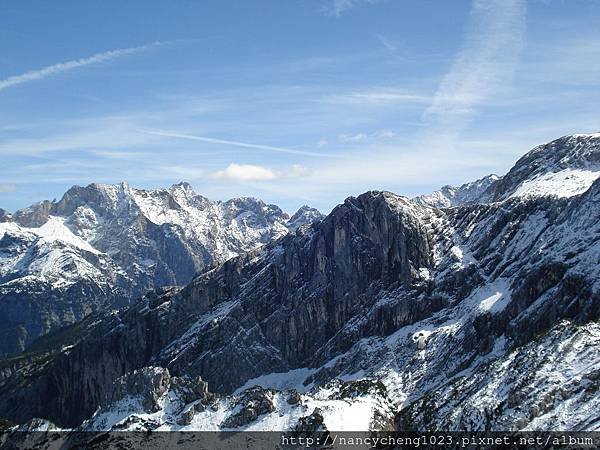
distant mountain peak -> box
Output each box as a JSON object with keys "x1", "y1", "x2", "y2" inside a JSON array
[
  {"x1": 287, "y1": 205, "x2": 324, "y2": 230},
  {"x1": 414, "y1": 174, "x2": 501, "y2": 208}
]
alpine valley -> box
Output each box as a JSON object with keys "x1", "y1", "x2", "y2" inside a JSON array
[{"x1": 0, "y1": 133, "x2": 599, "y2": 436}]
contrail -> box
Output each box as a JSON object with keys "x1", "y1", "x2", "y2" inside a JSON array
[
  {"x1": 0, "y1": 42, "x2": 163, "y2": 92},
  {"x1": 141, "y1": 129, "x2": 334, "y2": 158},
  {"x1": 423, "y1": 0, "x2": 526, "y2": 135}
]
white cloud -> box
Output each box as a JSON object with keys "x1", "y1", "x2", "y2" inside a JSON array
[
  {"x1": 212, "y1": 164, "x2": 310, "y2": 182},
  {"x1": 214, "y1": 164, "x2": 276, "y2": 182},
  {"x1": 0, "y1": 42, "x2": 163, "y2": 92},
  {"x1": 0, "y1": 184, "x2": 17, "y2": 193},
  {"x1": 317, "y1": 137, "x2": 328, "y2": 147}
]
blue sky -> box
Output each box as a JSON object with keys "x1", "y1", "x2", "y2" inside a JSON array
[{"x1": 1, "y1": 0, "x2": 599, "y2": 213}]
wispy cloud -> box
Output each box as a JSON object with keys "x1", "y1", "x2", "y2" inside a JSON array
[
  {"x1": 338, "y1": 132, "x2": 367, "y2": 143},
  {"x1": 522, "y1": 35, "x2": 600, "y2": 86},
  {"x1": 325, "y1": 88, "x2": 430, "y2": 106},
  {"x1": 212, "y1": 163, "x2": 309, "y2": 182},
  {"x1": 317, "y1": 137, "x2": 328, "y2": 147},
  {"x1": 90, "y1": 150, "x2": 148, "y2": 160},
  {"x1": 423, "y1": 0, "x2": 526, "y2": 139},
  {"x1": 287, "y1": 0, "x2": 529, "y2": 208},
  {"x1": 375, "y1": 34, "x2": 397, "y2": 54},
  {"x1": 141, "y1": 129, "x2": 333, "y2": 158},
  {"x1": 338, "y1": 130, "x2": 396, "y2": 142},
  {"x1": 0, "y1": 42, "x2": 163, "y2": 92},
  {"x1": 327, "y1": 0, "x2": 384, "y2": 16},
  {"x1": 0, "y1": 184, "x2": 17, "y2": 193},
  {"x1": 162, "y1": 166, "x2": 206, "y2": 181},
  {"x1": 373, "y1": 130, "x2": 396, "y2": 139}
]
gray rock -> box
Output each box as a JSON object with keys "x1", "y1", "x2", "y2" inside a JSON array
[
  {"x1": 287, "y1": 390, "x2": 301, "y2": 405},
  {"x1": 177, "y1": 407, "x2": 195, "y2": 426},
  {"x1": 294, "y1": 408, "x2": 326, "y2": 433},
  {"x1": 104, "y1": 367, "x2": 171, "y2": 413},
  {"x1": 221, "y1": 387, "x2": 275, "y2": 428}
]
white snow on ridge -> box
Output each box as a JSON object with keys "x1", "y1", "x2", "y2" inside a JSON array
[
  {"x1": 510, "y1": 168, "x2": 600, "y2": 199},
  {"x1": 573, "y1": 132, "x2": 600, "y2": 138},
  {"x1": 1, "y1": 216, "x2": 100, "y2": 255},
  {"x1": 234, "y1": 367, "x2": 315, "y2": 394},
  {"x1": 0, "y1": 217, "x2": 104, "y2": 286},
  {"x1": 0, "y1": 221, "x2": 20, "y2": 240},
  {"x1": 86, "y1": 383, "x2": 388, "y2": 432},
  {"x1": 34, "y1": 216, "x2": 100, "y2": 254},
  {"x1": 130, "y1": 185, "x2": 289, "y2": 262}
]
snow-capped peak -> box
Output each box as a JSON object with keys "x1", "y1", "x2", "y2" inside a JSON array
[
  {"x1": 287, "y1": 206, "x2": 324, "y2": 230},
  {"x1": 485, "y1": 133, "x2": 600, "y2": 202},
  {"x1": 414, "y1": 174, "x2": 500, "y2": 208}
]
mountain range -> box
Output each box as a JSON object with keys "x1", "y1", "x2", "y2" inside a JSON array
[
  {"x1": 0, "y1": 182, "x2": 322, "y2": 356},
  {"x1": 0, "y1": 133, "x2": 599, "y2": 436}
]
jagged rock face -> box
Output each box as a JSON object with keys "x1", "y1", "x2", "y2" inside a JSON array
[
  {"x1": 221, "y1": 387, "x2": 276, "y2": 428},
  {"x1": 12, "y1": 201, "x2": 53, "y2": 228},
  {"x1": 75, "y1": 368, "x2": 394, "y2": 433},
  {"x1": 165, "y1": 191, "x2": 437, "y2": 385},
  {"x1": 0, "y1": 133, "x2": 599, "y2": 432},
  {"x1": 103, "y1": 367, "x2": 171, "y2": 413},
  {"x1": 0, "y1": 182, "x2": 319, "y2": 356}
]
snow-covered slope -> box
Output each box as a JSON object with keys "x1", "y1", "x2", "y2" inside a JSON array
[
  {"x1": 483, "y1": 133, "x2": 600, "y2": 201},
  {"x1": 414, "y1": 174, "x2": 500, "y2": 208},
  {"x1": 0, "y1": 133, "x2": 599, "y2": 434},
  {"x1": 80, "y1": 368, "x2": 393, "y2": 433},
  {"x1": 0, "y1": 182, "x2": 320, "y2": 356}
]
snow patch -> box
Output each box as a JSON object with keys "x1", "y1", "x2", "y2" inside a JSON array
[
  {"x1": 234, "y1": 367, "x2": 315, "y2": 394},
  {"x1": 510, "y1": 169, "x2": 600, "y2": 199},
  {"x1": 32, "y1": 216, "x2": 100, "y2": 254},
  {"x1": 479, "y1": 290, "x2": 508, "y2": 313}
]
